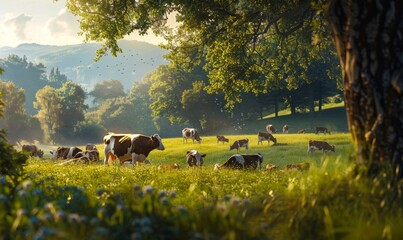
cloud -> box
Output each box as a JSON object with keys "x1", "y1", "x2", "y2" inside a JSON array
[
  {"x1": 47, "y1": 8, "x2": 80, "y2": 37},
  {"x1": 5, "y1": 14, "x2": 32, "y2": 40}
]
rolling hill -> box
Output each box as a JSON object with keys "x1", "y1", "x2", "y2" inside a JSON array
[{"x1": 0, "y1": 40, "x2": 167, "y2": 91}]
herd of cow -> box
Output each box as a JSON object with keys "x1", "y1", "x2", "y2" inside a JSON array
[{"x1": 20, "y1": 125, "x2": 335, "y2": 171}]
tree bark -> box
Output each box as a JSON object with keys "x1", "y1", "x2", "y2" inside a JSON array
[{"x1": 327, "y1": 0, "x2": 403, "y2": 179}]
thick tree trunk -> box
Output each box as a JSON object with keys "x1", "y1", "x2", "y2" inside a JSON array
[{"x1": 328, "y1": 0, "x2": 403, "y2": 179}]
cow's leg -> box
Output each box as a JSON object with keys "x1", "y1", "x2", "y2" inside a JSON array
[
  {"x1": 131, "y1": 153, "x2": 139, "y2": 165},
  {"x1": 107, "y1": 153, "x2": 116, "y2": 165}
]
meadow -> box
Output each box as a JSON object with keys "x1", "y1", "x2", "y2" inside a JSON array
[{"x1": 3, "y1": 133, "x2": 403, "y2": 239}]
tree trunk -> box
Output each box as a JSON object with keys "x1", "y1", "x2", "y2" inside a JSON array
[
  {"x1": 327, "y1": 0, "x2": 403, "y2": 179},
  {"x1": 274, "y1": 101, "x2": 279, "y2": 117},
  {"x1": 318, "y1": 97, "x2": 322, "y2": 112}
]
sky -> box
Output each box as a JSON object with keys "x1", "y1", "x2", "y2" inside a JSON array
[{"x1": 0, "y1": 0, "x2": 169, "y2": 48}]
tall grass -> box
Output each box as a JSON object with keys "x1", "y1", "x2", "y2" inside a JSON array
[{"x1": 2, "y1": 134, "x2": 402, "y2": 239}]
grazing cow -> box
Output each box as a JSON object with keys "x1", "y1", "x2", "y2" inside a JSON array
[
  {"x1": 86, "y1": 144, "x2": 98, "y2": 151},
  {"x1": 214, "y1": 153, "x2": 263, "y2": 170},
  {"x1": 229, "y1": 139, "x2": 249, "y2": 153},
  {"x1": 298, "y1": 129, "x2": 306, "y2": 134},
  {"x1": 265, "y1": 164, "x2": 279, "y2": 171},
  {"x1": 50, "y1": 147, "x2": 83, "y2": 160},
  {"x1": 103, "y1": 133, "x2": 165, "y2": 165},
  {"x1": 158, "y1": 163, "x2": 180, "y2": 170},
  {"x1": 186, "y1": 150, "x2": 206, "y2": 167},
  {"x1": 182, "y1": 128, "x2": 202, "y2": 144},
  {"x1": 257, "y1": 132, "x2": 277, "y2": 145},
  {"x1": 216, "y1": 135, "x2": 229, "y2": 144},
  {"x1": 315, "y1": 126, "x2": 331, "y2": 135},
  {"x1": 307, "y1": 140, "x2": 335, "y2": 154},
  {"x1": 266, "y1": 124, "x2": 276, "y2": 134},
  {"x1": 22, "y1": 144, "x2": 44, "y2": 158},
  {"x1": 286, "y1": 162, "x2": 311, "y2": 171},
  {"x1": 283, "y1": 125, "x2": 289, "y2": 134}
]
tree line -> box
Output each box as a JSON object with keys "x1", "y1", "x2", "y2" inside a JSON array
[{"x1": 0, "y1": 50, "x2": 340, "y2": 144}]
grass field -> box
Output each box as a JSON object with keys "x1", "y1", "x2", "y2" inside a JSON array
[{"x1": 4, "y1": 133, "x2": 401, "y2": 239}]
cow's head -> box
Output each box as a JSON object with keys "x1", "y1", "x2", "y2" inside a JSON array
[
  {"x1": 186, "y1": 150, "x2": 206, "y2": 166},
  {"x1": 331, "y1": 145, "x2": 336, "y2": 152},
  {"x1": 272, "y1": 137, "x2": 277, "y2": 144},
  {"x1": 152, "y1": 134, "x2": 165, "y2": 150},
  {"x1": 194, "y1": 131, "x2": 202, "y2": 144},
  {"x1": 37, "y1": 149, "x2": 44, "y2": 158},
  {"x1": 229, "y1": 142, "x2": 238, "y2": 151},
  {"x1": 50, "y1": 149, "x2": 57, "y2": 160}
]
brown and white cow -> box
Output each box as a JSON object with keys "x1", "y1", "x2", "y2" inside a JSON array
[
  {"x1": 22, "y1": 144, "x2": 44, "y2": 158},
  {"x1": 286, "y1": 162, "x2": 311, "y2": 171},
  {"x1": 50, "y1": 147, "x2": 83, "y2": 160},
  {"x1": 84, "y1": 150, "x2": 100, "y2": 162},
  {"x1": 158, "y1": 163, "x2": 180, "y2": 170},
  {"x1": 266, "y1": 124, "x2": 276, "y2": 134},
  {"x1": 85, "y1": 144, "x2": 98, "y2": 151},
  {"x1": 315, "y1": 126, "x2": 331, "y2": 135},
  {"x1": 229, "y1": 139, "x2": 249, "y2": 153},
  {"x1": 103, "y1": 133, "x2": 165, "y2": 165},
  {"x1": 214, "y1": 153, "x2": 263, "y2": 170},
  {"x1": 298, "y1": 129, "x2": 306, "y2": 134},
  {"x1": 307, "y1": 140, "x2": 335, "y2": 154},
  {"x1": 216, "y1": 135, "x2": 229, "y2": 144},
  {"x1": 257, "y1": 132, "x2": 277, "y2": 145},
  {"x1": 282, "y1": 125, "x2": 289, "y2": 134},
  {"x1": 186, "y1": 150, "x2": 206, "y2": 167},
  {"x1": 182, "y1": 128, "x2": 202, "y2": 144}
]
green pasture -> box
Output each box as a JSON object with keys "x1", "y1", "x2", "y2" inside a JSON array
[{"x1": 13, "y1": 133, "x2": 402, "y2": 239}]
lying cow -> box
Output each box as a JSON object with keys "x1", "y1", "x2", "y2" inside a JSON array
[
  {"x1": 298, "y1": 129, "x2": 306, "y2": 134},
  {"x1": 266, "y1": 124, "x2": 276, "y2": 134},
  {"x1": 158, "y1": 163, "x2": 180, "y2": 170},
  {"x1": 86, "y1": 144, "x2": 98, "y2": 151},
  {"x1": 307, "y1": 140, "x2": 335, "y2": 154},
  {"x1": 214, "y1": 153, "x2": 263, "y2": 170},
  {"x1": 186, "y1": 150, "x2": 206, "y2": 167},
  {"x1": 103, "y1": 133, "x2": 165, "y2": 165},
  {"x1": 315, "y1": 126, "x2": 331, "y2": 135},
  {"x1": 182, "y1": 128, "x2": 202, "y2": 144},
  {"x1": 22, "y1": 144, "x2": 44, "y2": 158},
  {"x1": 286, "y1": 162, "x2": 310, "y2": 171},
  {"x1": 50, "y1": 147, "x2": 83, "y2": 160},
  {"x1": 229, "y1": 139, "x2": 249, "y2": 153},
  {"x1": 85, "y1": 150, "x2": 100, "y2": 162},
  {"x1": 265, "y1": 164, "x2": 279, "y2": 171},
  {"x1": 216, "y1": 135, "x2": 229, "y2": 144},
  {"x1": 283, "y1": 125, "x2": 289, "y2": 134},
  {"x1": 257, "y1": 132, "x2": 277, "y2": 145}
]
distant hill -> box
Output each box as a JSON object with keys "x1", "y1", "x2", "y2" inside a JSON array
[{"x1": 0, "y1": 40, "x2": 167, "y2": 91}]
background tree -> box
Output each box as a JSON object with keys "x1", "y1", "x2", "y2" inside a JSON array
[
  {"x1": 89, "y1": 79, "x2": 126, "y2": 106},
  {"x1": 34, "y1": 86, "x2": 61, "y2": 143},
  {"x1": 48, "y1": 67, "x2": 68, "y2": 89}
]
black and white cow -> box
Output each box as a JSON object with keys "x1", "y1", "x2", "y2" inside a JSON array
[
  {"x1": 315, "y1": 126, "x2": 331, "y2": 135},
  {"x1": 50, "y1": 147, "x2": 83, "y2": 160},
  {"x1": 307, "y1": 140, "x2": 335, "y2": 154},
  {"x1": 266, "y1": 124, "x2": 276, "y2": 134},
  {"x1": 214, "y1": 153, "x2": 263, "y2": 170},
  {"x1": 283, "y1": 124, "x2": 289, "y2": 134},
  {"x1": 257, "y1": 132, "x2": 277, "y2": 145},
  {"x1": 186, "y1": 150, "x2": 206, "y2": 167},
  {"x1": 103, "y1": 133, "x2": 165, "y2": 165},
  {"x1": 182, "y1": 128, "x2": 202, "y2": 144},
  {"x1": 229, "y1": 139, "x2": 249, "y2": 153}
]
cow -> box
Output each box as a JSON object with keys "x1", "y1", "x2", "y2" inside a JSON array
[
  {"x1": 286, "y1": 162, "x2": 310, "y2": 171},
  {"x1": 266, "y1": 124, "x2": 276, "y2": 134},
  {"x1": 22, "y1": 144, "x2": 44, "y2": 158},
  {"x1": 182, "y1": 128, "x2": 202, "y2": 144},
  {"x1": 257, "y1": 132, "x2": 277, "y2": 145},
  {"x1": 158, "y1": 163, "x2": 180, "y2": 170},
  {"x1": 265, "y1": 164, "x2": 279, "y2": 171},
  {"x1": 283, "y1": 125, "x2": 289, "y2": 134},
  {"x1": 315, "y1": 126, "x2": 331, "y2": 135},
  {"x1": 229, "y1": 139, "x2": 249, "y2": 153},
  {"x1": 216, "y1": 135, "x2": 229, "y2": 144},
  {"x1": 307, "y1": 140, "x2": 335, "y2": 154},
  {"x1": 50, "y1": 147, "x2": 83, "y2": 160},
  {"x1": 214, "y1": 153, "x2": 263, "y2": 170},
  {"x1": 186, "y1": 150, "x2": 206, "y2": 167},
  {"x1": 103, "y1": 133, "x2": 165, "y2": 165},
  {"x1": 298, "y1": 129, "x2": 306, "y2": 134},
  {"x1": 86, "y1": 144, "x2": 98, "y2": 151},
  {"x1": 85, "y1": 150, "x2": 100, "y2": 162}
]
